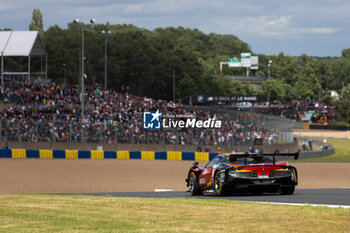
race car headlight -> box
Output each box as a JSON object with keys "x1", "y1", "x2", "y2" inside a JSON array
[
  {"x1": 228, "y1": 167, "x2": 236, "y2": 175},
  {"x1": 229, "y1": 169, "x2": 237, "y2": 176}
]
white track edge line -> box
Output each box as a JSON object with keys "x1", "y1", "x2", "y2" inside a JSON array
[
  {"x1": 253, "y1": 201, "x2": 350, "y2": 209},
  {"x1": 154, "y1": 189, "x2": 175, "y2": 192}
]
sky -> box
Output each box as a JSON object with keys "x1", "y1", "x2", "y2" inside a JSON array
[{"x1": 0, "y1": 0, "x2": 349, "y2": 57}]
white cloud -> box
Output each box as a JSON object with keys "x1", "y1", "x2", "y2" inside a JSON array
[
  {"x1": 0, "y1": 0, "x2": 348, "y2": 56},
  {"x1": 123, "y1": 3, "x2": 145, "y2": 14},
  {"x1": 208, "y1": 15, "x2": 336, "y2": 38},
  {"x1": 0, "y1": 3, "x2": 15, "y2": 10},
  {"x1": 308, "y1": 28, "x2": 336, "y2": 34},
  {"x1": 263, "y1": 16, "x2": 292, "y2": 34}
]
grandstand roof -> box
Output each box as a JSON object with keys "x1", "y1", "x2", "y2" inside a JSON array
[{"x1": 0, "y1": 31, "x2": 46, "y2": 57}]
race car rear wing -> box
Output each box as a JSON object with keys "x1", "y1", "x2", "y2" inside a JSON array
[{"x1": 229, "y1": 152, "x2": 299, "y2": 165}]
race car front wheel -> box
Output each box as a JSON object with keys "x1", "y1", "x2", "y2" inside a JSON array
[{"x1": 189, "y1": 172, "x2": 201, "y2": 195}]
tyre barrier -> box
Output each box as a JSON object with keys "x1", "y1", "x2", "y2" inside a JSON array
[{"x1": 0, "y1": 149, "x2": 218, "y2": 161}]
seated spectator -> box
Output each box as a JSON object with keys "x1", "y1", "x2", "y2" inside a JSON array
[
  {"x1": 217, "y1": 147, "x2": 222, "y2": 154},
  {"x1": 3, "y1": 143, "x2": 9, "y2": 149}
]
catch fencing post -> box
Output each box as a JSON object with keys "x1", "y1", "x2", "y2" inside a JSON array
[
  {"x1": 17, "y1": 121, "x2": 20, "y2": 141},
  {"x1": 69, "y1": 122, "x2": 72, "y2": 142},
  {"x1": 176, "y1": 130, "x2": 179, "y2": 145},
  {"x1": 36, "y1": 121, "x2": 39, "y2": 141}
]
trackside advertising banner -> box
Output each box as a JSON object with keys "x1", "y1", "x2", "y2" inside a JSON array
[{"x1": 191, "y1": 95, "x2": 268, "y2": 104}]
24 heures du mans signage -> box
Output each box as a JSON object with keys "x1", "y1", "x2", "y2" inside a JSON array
[{"x1": 192, "y1": 95, "x2": 268, "y2": 103}]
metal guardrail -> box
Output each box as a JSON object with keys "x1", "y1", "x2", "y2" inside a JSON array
[
  {"x1": 293, "y1": 122, "x2": 305, "y2": 129},
  {"x1": 309, "y1": 124, "x2": 350, "y2": 131}
]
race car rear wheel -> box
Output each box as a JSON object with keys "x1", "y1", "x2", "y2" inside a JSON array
[
  {"x1": 188, "y1": 172, "x2": 201, "y2": 195},
  {"x1": 281, "y1": 185, "x2": 295, "y2": 195},
  {"x1": 214, "y1": 171, "x2": 232, "y2": 196}
]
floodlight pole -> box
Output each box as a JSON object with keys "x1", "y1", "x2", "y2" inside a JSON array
[
  {"x1": 45, "y1": 54, "x2": 48, "y2": 79},
  {"x1": 173, "y1": 64, "x2": 176, "y2": 102},
  {"x1": 1, "y1": 51, "x2": 3, "y2": 91},
  {"x1": 74, "y1": 18, "x2": 95, "y2": 143},
  {"x1": 104, "y1": 32, "x2": 107, "y2": 90},
  {"x1": 267, "y1": 60, "x2": 272, "y2": 104},
  {"x1": 101, "y1": 30, "x2": 111, "y2": 90},
  {"x1": 63, "y1": 63, "x2": 67, "y2": 83},
  {"x1": 318, "y1": 74, "x2": 321, "y2": 100},
  {"x1": 28, "y1": 55, "x2": 31, "y2": 83},
  {"x1": 81, "y1": 24, "x2": 85, "y2": 142}
]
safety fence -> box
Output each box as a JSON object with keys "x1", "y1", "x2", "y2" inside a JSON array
[
  {"x1": 297, "y1": 136, "x2": 335, "y2": 159},
  {"x1": 0, "y1": 149, "x2": 219, "y2": 161},
  {"x1": 0, "y1": 107, "x2": 295, "y2": 146},
  {"x1": 193, "y1": 106, "x2": 295, "y2": 144}
]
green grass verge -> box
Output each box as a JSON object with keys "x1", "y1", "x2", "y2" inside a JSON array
[
  {"x1": 297, "y1": 138, "x2": 350, "y2": 162},
  {"x1": 0, "y1": 195, "x2": 349, "y2": 232}
]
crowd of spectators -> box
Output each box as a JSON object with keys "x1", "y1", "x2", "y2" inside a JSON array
[{"x1": 0, "y1": 80, "x2": 280, "y2": 145}]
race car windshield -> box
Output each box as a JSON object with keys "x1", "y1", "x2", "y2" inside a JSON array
[{"x1": 226, "y1": 157, "x2": 251, "y2": 164}]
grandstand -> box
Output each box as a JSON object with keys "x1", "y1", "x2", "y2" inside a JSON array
[
  {"x1": 0, "y1": 31, "x2": 47, "y2": 84},
  {"x1": 0, "y1": 81, "x2": 291, "y2": 147}
]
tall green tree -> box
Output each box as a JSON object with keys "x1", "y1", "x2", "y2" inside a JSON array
[
  {"x1": 261, "y1": 80, "x2": 286, "y2": 101},
  {"x1": 29, "y1": 9, "x2": 44, "y2": 33},
  {"x1": 341, "y1": 48, "x2": 350, "y2": 59},
  {"x1": 28, "y1": 13, "x2": 349, "y2": 104},
  {"x1": 336, "y1": 87, "x2": 350, "y2": 123}
]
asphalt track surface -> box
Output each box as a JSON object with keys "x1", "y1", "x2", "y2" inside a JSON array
[
  {"x1": 63, "y1": 188, "x2": 350, "y2": 206},
  {"x1": 2, "y1": 159, "x2": 350, "y2": 206}
]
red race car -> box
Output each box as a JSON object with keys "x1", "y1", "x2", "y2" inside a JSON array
[{"x1": 186, "y1": 152, "x2": 299, "y2": 196}]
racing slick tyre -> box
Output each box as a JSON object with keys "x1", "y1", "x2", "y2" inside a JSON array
[
  {"x1": 188, "y1": 172, "x2": 202, "y2": 195},
  {"x1": 280, "y1": 185, "x2": 295, "y2": 195},
  {"x1": 214, "y1": 171, "x2": 233, "y2": 196}
]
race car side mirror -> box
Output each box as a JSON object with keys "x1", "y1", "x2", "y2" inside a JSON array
[{"x1": 192, "y1": 161, "x2": 199, "y2": 168}]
